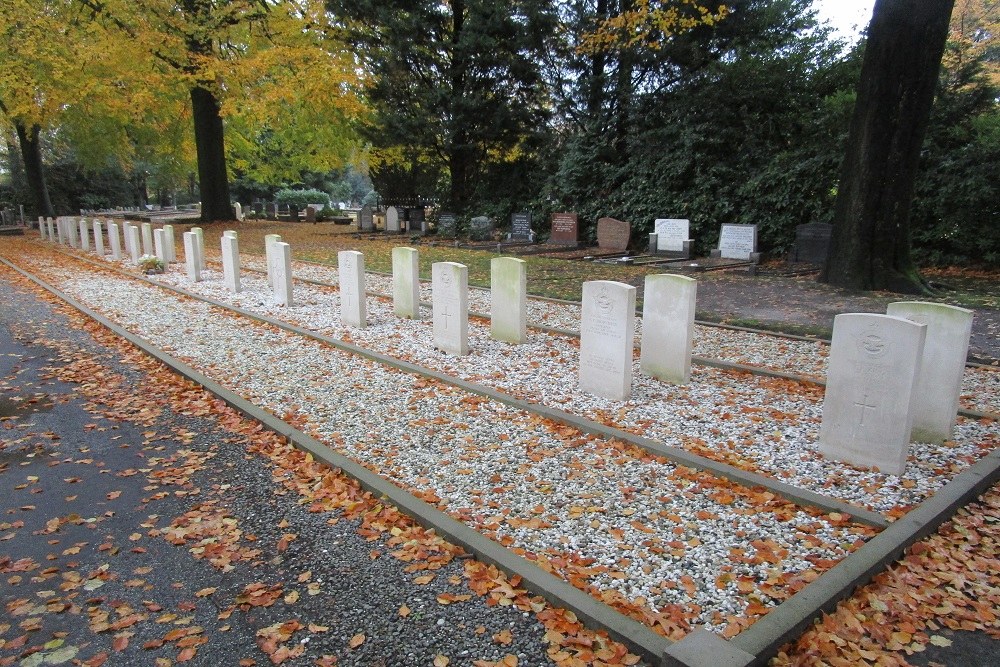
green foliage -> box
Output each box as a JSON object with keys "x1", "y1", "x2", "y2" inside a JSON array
[{"x1": 274, "y1": 188, "x2": 330, "y2": 209}]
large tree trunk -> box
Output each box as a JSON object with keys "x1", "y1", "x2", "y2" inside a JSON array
[
  {"x1": 190, "y1": 85, "x2": 232, "y2": 222},
  {"x1": 821, "y1": 0, "x2": 955, "y2": 294},
  {"x1": 15, "y1": 122, "x2": 55, "y2": 219}
]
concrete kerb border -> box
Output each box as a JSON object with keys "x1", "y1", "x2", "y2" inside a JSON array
[{"x1": 0, "y1": 256, "x2": 673, "y2": 666}]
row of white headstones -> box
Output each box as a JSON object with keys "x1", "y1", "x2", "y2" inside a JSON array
[{"x1": 44, "y1": 218, "x2": 973, "y2": 478}]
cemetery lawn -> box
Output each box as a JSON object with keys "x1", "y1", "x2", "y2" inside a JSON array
[{"x1": 196, "y1": 221, "x2": 1000, "y2": 362}]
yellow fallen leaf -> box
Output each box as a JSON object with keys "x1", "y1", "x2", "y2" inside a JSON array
[
  {"x1": 929, "y1": 635, "x2": 953, "y2": 647},
  {"x1": 433, "y1": 655, "x2": 450, "y2": 667},
  {"x1": 195, "y1": 588, "x2": 217, "y2": 598},
  {"x1": 349, "y1": 633, "x2": 365, "y2": 649}
]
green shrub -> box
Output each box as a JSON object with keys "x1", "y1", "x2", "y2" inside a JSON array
[{"x1": 274, "y1": 188, "x2": 330, "y2": 209}]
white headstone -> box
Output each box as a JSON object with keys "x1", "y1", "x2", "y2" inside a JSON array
[
  {"x1": 490, "y1": 257, "x2": 527, "y2": 344},
  {"x1": 819, "y1": 313, "x2": 927, "y2": 476},
  {"x1": 47, "y1": 219, "x2": 55, "y2": 242},
  {"x1": 191, "y1": 227, "x2": 206, "y2": 270},
  {"x1": 56, "y1": 218, "x2": 65, "y2": 244},
  {"x1": 392, "y1": 246, "x2": 420, "y2": 319},
  {"x1": 79, "y1": 219, "x2": 91, "y2": 251},
  {"x1": 234, "y1": 202, "x2": 243, "y2": 221},
  {"x1": 654, "y1": 219, "x2": 690, "y2": 252},
  {"x1": 273, "y1": 241, "x2": 293, "y2": 306},
  {"x1": 67, "y1": 218, "x2": 79, "y2": 248},
  {"x1": 718, "y1": 224, "x2": 757, "y2": 260},
  {"x1": 108, "y1": 222, "x2": 122, "y2": 259},
  {"x1": 121, "y1": 222, "x2": 132, "y2": 255},
  {"x1": 886, "y1": 302, "x2": 974, "y2": 444},
  {"x1": 221, "y1": 233, "x2": 241, "y2": 293},
  {"x1": 337, "y1": 250, "x2": 366, "y2": 328},
  {"x1": 127, "y1": 226, "x2": 141, "y2": 265},
  {"x1": 386, "y1": 206, "x2": 401, "y2": 232},
  {"x1": 154, "y1": 229, "x2": 168, "y2": 263},
  {"x1": 264, "y1": 234, "x2": 282, "y2": 288},
  {"x1": 432, "y1": 262, "x2": 469, "y2": 355},
  {"x1": 93, "y1": 221, "x2": 105, "y2": 256},
  {"x1": 579, "y1": 281, "x2": 636, "y2": 401},
  {"x1": 163, "y1": 225, "x2": 176, "y2": 263},
  {"x1": 183, "y1": 231, "x2": 201, "y2": 281},
  {"x1": 640, "y1": 274, "x2": 697, "y2": 384},
  {"x1": 141, "y1": 223, "x2": 154, "y2": 256}
]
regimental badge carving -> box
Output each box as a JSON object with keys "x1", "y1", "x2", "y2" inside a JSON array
[
  {"x1": 597, "y1": 286, "x2": 614, "y2": 317},
  {"x1": 857, "y1": 323, "x2": 889, "y2": 358}
]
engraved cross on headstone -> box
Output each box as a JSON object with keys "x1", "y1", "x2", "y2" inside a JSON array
[{"x1": 855, "y1": 393, "x2": 878, "y2": 425}]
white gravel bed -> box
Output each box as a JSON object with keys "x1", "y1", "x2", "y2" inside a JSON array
[
  {"x1": 231, "y1": 251, "x2": 1000, "y2": 417},
  {"x1": 27, "y1": 256, "x2": 879, "y2": 632},
  {"x1": 136, "y1": 257, "x2": 998, "y2": 516}
]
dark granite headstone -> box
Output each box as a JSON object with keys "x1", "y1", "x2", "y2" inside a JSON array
[
  {"x1": 596, "y1": 217, "x2": 631, "y2": 252},
  {"x1": 359, "y1": 205, "x2": 374, "y2": 231},
  {"x1": 305, "y1": 205, "x2": 317, "y2": 222},
  {"x1": 408, "y1": 207, "x2": 425, "y2": 234},
  {"x1": 437, "y1": 212, "x2": 456, "y2": 237},
  {"x1": 791, "y1": 222, "x2": 832, "y2": 264},
  {"x1": 510, "y1": 211, "x2": 532, "y2": 241},
  {"x1": 550, "y1": 212, "x2": 578, "y2": 245},
  {"x1": 469, "y1": 216, "x2": 493, "y2": 241},
  {"x1": 266, "y1": 203, "x2": 277, "y2": 220}
]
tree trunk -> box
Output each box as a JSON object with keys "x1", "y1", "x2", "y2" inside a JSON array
[
  {"x1": 190, "y1": 85, "x2": 232, "y2": 222},
  {"x1": 821, "y1": 0, "x2": 955, "y2": 293},
  {"x1": 448, "y1": 0, "x2": 469, "y2": 212},
  {"x1": 15, "y1": 122, "x2": 54, "y2": 218}
]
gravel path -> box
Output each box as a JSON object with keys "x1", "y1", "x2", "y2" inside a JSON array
[{"x1": 11, "y1": 244, "x2": 887, "y2": 635}]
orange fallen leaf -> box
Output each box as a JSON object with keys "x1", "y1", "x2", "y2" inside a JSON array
[
  {"x1": 433, "y1": 655, "x2": 450, "y2": 667},
  {"x1": 348, "y1": 633, "x2": 365, "y2": 649}
]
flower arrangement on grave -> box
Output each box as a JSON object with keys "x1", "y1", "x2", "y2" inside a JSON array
[{"x1": 138, "y1": 254, "x2": 165, "y2": 274}]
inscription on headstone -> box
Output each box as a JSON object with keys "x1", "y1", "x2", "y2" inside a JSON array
[
  {"x1": 510, "y1": 211, "x2": 532, "y2": 242},
  {"x1": 432, "y1": 261, "x2": 469, "y2": 355},
  {"x1": 791, "y1": 222, "x2": 832, "y2": 264},
  {"x1": 718, "y1": 224, "x2": 757, "y2": 260},
  {"x1": 550, "y1": 212, "x2": 578, "y2": 245},
  {"x1": 469, "y1": 216, "x2": 493, "y2": 242},
  {"x1": 359, "y1": 205, "x2": 374, "y2": 231},
  {"x1": 596, "y1": 217, "x2": 631, "y2": 252},
  {"x1": 579, "y1": 280, "x2": 636, "y2": 400},
  {"x1": 437, "y1": 212, "x2": 457, "y2": 237},
  {"x1": 654, "y1": 219, "x2": 690, "y2": 253}
]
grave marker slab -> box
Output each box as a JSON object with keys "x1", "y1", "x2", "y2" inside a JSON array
[
  {"x1": 819, "y1": 313, "x2": 927, "y2": 476},
  {"x1": 654, "y1": 218, "x2": 690, "y2": 253},
  {"x1": 717, "y1": 223, "x2": 757, "y2": 260},
  {"x1": 93, "y1": 221, "x2": 105, "y2": 256},
  {"x1": 128, "y1": 226, "x2": 141, "y2": 265},
  {"x1": 886, "y1": 302, "x2": 973, "y2": 443},
  {"x1": 154, "y1": 229, "x2": 168, "y2": 263},
  {"x1": 791, "y1": 222, "x2": 832, "y2": 264},
  {"x1": 392, "y1": 247, "x2": 421, "y2": 319},
  {"x1": 234, "y1": 202, "x2": 244, "y2": 221},
  {"x1": 183, "y1": 232, "x2": 201, "y2": 281},
  {"x1": 78, "y1": 219, "x2": 91, "y2": 251},
  {"x1": 550, "y1": 212, "x2": 578, "y2": 245},
  {"x1": 338, "y1": 250, "x2": 366, "y2": 328},
  {"x1": 436, "y1": 212, "x2": 456, "y2": 237},
  {"x1": 408, "y1": 207, "x2": 426, "y2": 234},
  {"x1": 273, "y1": 242, "x2": 294, "y2": 306},
  {"x1": 264, "y1": 234, "x2": 282, "y2": 288},
  {"x1": 510, "y1": 211, "x2": 532, "y2": 242},
  {"x1": 359, "y1": 205, "x2": 374, "y2": 231},
  {"x1": 141, "y1": 223, "x2": 154, "y2": 256},
  {"x1": 221, "y1": 233, "x2": 241, "y2": 293},
  {"x1": 640, "y1": 274, "x2": 697, "y2": 384},
  {"x1": 469, "y1": 216, "x2": 493, "y2": 242},
  {"x1": 46, "y1": 219, "x2": 55, "y2": 242},
  {"x1": 108, "y1": 222, "x2": 122, "y2": 259},
  {"x1": 432, "y1": 262, "x2": 469, "y2": 355},
  {"x1": 386, "y1": 206, "x2": 402, "y2": 233},
  {"x1": 490, "y1": 257, "x2": 527, "y2": 344},
  {"x1": 67, "y1": 218, "x2": 78, "y2": 247},
  {"x1": 596, "y1": 217, "x2": 630, "y2": 252},
  {"x1": 191, "y1": 227, "x2": 206, "y2": 270},
  {"x1": 305, "y1": 205, "x2": 317, "y2": 222},
  {"x1": 579, "y1": 280, "x2": 636, "y2": 400},
  {"x1": 163, "y1": 225, "x2": 176, "y2": 263}
]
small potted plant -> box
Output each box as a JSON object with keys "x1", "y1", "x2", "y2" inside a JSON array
[{"x1": 138, "y1": 255, "x2": 165, "y2": 274}]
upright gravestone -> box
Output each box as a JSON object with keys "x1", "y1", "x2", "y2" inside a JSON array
[
  {"x1": 154, "y1": 229, "x2": 168, "y2": 263},
  {"x1": 163, "y1": 225, "x2": 176, "y2": 263},
  {"x1": 108, "y1": 222, "x2": 122, "y2": 260},
  {"x1": 469, "y1": 216, "x2": 493, "y2": 242},
  {"x1": 234, "y1": 202, "x2": 243, "y2": 222},
  {"x1": 79, "y1": 219, "x2": 91, "y2": 252},
  {"x1": 127, "y1": 226, "x2": 141, "y2": 265},
  {"x1": 410, "y1": 207, "x2": 426, "y2": 234},
  {"x1": 67, "y1": 217, "x2": 79, "y2": 248},
  {"x1": 436, "y1": 212, "x2": 457, "y2": 238},
  {"x1": 579, "y1": 280, "x2": 636, "y2": 400},
  {"x1": 654, "y1": 219, "x2": 691, "y2": 254},
  {"x1": 640, "y1": 274, "x2": 697, "y2": 384},
  {"x1": 273, "y1": 242, "x2": 294, "y2": 306},
  {"x1": 715, "y1": 224, "x2": 758, "y2": 260},
  {"x1": 392, "y1": 247, "x2": 421, "y2": 320},
  {"x1": 886, "y1": 302, "x2": 974, "y2": 444},
  {"x1": 338, "y1": 250, "x2": 366, "y2": 328},
  {"x1": 93, "y1": 221, "x2": 105, "y2": 256},
  {"x1": 359, "y1": 206, "x2": 374, "y2": 232},
  {"x1": 141, "y1": 223, "x2": 154, "y2": 256},
  {"x1": 790, "y1": 222, "x2": 832, "y2": 264},
  {"x1": 191, "y1": 227, "x2": 206, "y2": 270},
  {"x1": 55, "y1": 218, "x2": 65, "y2": 245},
  {"x1": 221, "y1": 232, "x2": 241, "y2": 293},
  {"x1": 183, "y1": 232, "x2": 201, "y2": 281},
  {"x1": 490, "y1": 257, "x2": 527, "y2": 344},
  {"x1": 305, "y1": 205, "x2": 317, "y2": 223},
  {"x1": 47, "y1": 219, "x2": 55, "y2": 243},
  {"x1": 386, "y1": 206, "x2": 402, "y2": 233},
  {"x1": 819, "y1": 313, "x2": 927, "y2": 476},
  {"x1": 264, "y1": 234, "x2": 282, "y2": 288},
  {"x1": 121, "y1": 222, "x2": 132, "y2": 255},
  {"x1": 432, "y1": 262, "x2": 469, "y2": 356},
  {"x1": 550, "y1": 212, "x2": 579, "y2": 245},
  {"x1": 266, "y1": 202, "x2": 277, "y2": 220},
  {"x1": 510, "y1": 211, "x2": 532, "y2": 242},
  {"x1": 596, "y1": 218, "x2": 631, "y2": 253}
]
